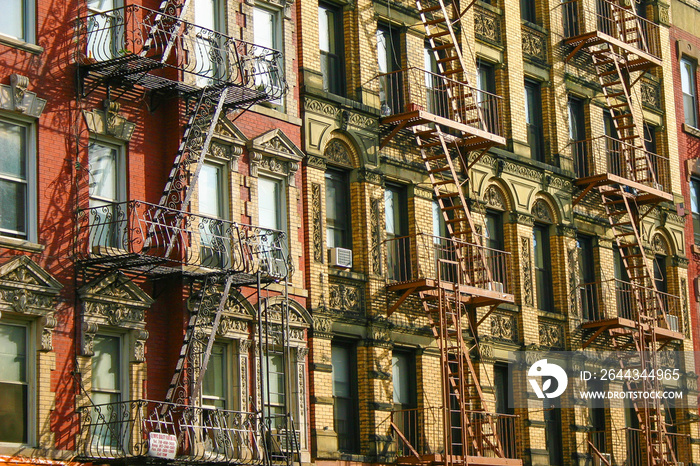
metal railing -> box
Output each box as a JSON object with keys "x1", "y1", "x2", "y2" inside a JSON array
[
  {"x1": 76, "y1": 200, "x2": 288, "y2": 278},
  {"x1": 376, "y1": 67, "x2": 503, "y2": 138},
  {"x1": 561, "y1": 0, "x2": 661, "y2": 59},
  {"x1": 75, "y1": 5, "x2": 286, "y2": 98},
  {"x1": 578, "y1": 279, "x2": 682, "y2": 331},
  {"x1": 76, "y1": 399, "x2": 297, "y2": 464},
  {"x1": 389, "y1": 407, "x2": 518, "y2": 460},
  {"x1": 621, "y1": 427, "x2": 685, "y2": 466},
  {"x1": 385, "y1": 233, "x2": 511, "y2": 295},
  {"x1": 569, "y1": 135, "x2": 670, "y2": 192},
  {"x1": 588, "y1": 430, "x2": 608, "y2": 458}
]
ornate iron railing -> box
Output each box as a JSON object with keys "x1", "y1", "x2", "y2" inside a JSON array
[
  {"x1": 561, "y1": 0, "x2": 661, "y2": 60},
  {"x1": 384, "y1": 233, "x2": 511, "y2": 295},
  {"x1": 75, "y1": 5, "x2": 286, "y2": 98},
  {"x1": 578, "y1": 278, "x2": 682, "y2": 332},
  {"x1": 389, "y1": 407, "x2": 518, "y2": 460},
  {"x1": 569, "y1": 135, "x2": 670, "y2": 192},
  {"x1": 76, "y1": 200, "x2": 288, "y2": 278},
  {"x1": 376, "y1": 67, "x2": 504, "y2": 138},
  {"x1": 76, "y1": 399, "x2": 297, "y2": 464}
]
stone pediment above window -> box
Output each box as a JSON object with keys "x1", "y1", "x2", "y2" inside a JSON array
[
  {"x1": 248, "y1": 129, "x2": 304, "y2": 185},
  {"x1": 79, "y1": 272, "x2": 153, "y2": 361},
  {"x1": 0, "y1": 74, "x2": 46, "y2": 118},
  {"x1": 83, "y1": 100, "x2": 136, "y2": 141},
  {"x1": 212, "y1": 117, "x2": 247, "y2": 170},
  {"x1": 0, "y1": 256, "x2": 63, "y2": 351}
]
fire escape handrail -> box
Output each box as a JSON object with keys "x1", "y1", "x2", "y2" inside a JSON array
[{"x1": 75, "y1": 4, "x2": 287, "y2": 97}]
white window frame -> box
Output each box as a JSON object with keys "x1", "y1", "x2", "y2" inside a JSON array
[
  {"x1": 681, "y1": 57, "x2": 698, "y2": 128},
  {"x1": 201, "y1": 341, "x2": 232, "y2": 411},
  {"x1": 253, "y1": 2, "x2": 284, "y2": 108},
  {"x1": 0, "y1": 319, "x2": 35, "y2": 447},
  {"x1": 258, "y1": 174, "x2": 287, "y2": 235},
  {"x1": 198, "y1": 159, "x2": 229, "y2": 220},
  {"x1": 0, "y1": 114, "x2": 36, "y2": 242},
  {"x1": 88, "y1": 137, "x2": 126, "y2": 250},
  {"x1": 0, "y1": 0, "x2": 35, "y2": 44}
]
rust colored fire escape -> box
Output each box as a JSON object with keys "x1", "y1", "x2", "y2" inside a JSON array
[
  {"x1": 74, "y1": 1, "x2": 298, "y2": 464},
  {"x1": 564, "y1": 1, "x2": 682, "y2": 465},
  {"x1": 378, "y1": 1, "x2": 520, "y2": 465}
]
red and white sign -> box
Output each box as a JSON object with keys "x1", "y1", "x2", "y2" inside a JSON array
[{"x1": 148, "y1": 432, "x2": 178, "y2": 459}]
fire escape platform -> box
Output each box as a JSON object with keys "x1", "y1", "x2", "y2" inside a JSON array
[
  {"x1": 396, "y1": 453, "x2": 522, "y2": 466},
  {"x1": 574, "y1": 173, "x2": 672, "y2": 205},
  {"x1": 581, "y1": 318, "x2": 684, "y2": 342},
  {"x1": 564, "y1": 31, "x2": 662, "y2": 69},
  {"x1": 387, "y1": 278, "x2": 515, "y2": 307},
  {"x1": 380, "y1": 109, "x2": 506, "y2": 150}
]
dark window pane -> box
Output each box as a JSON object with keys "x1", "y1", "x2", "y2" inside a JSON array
[
  {"x1": 525, "y1": 81, "x2": 544, "y2": 162},
  {"x1": 325, "y1": 169, "x2": 351, "y2": 249},
  {"x1": 0, "y1": 383, "x2": 27, "y2": 443}
]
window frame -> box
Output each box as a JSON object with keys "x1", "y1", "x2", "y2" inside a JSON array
[
  {"x1": 681, "y1": 56, "x2": 698, "y2": 129},
  {"x1": 318, "y1": 2, "x2": 345, "y2": 97},
  {"x1": 0, "y1": 115, "x2": 36, "y2": 242},
  {"x1": 91, "y1": 333, "x2": 127, "y2": 407},
  {"x1": 533, "y1": 223, "x2": 554, "y2": 312},
  {"x1": 199, "y1": 159, "x2": 229, "y2": 220},
  {"x1": 520, "y1": 0, "x2": 537, "y2": 24},
  {"x1": 331, "y1": 341, "x2": 360, "y2": 454},
  {"x1": 201, "y1": 341, "x2": 232, "y2": 411},
  {"x1": 325, "y1": 167, "x2": 352, "y2": 250},
  {"x1": 525, "y1": 80, "x2": 545, "y2": 162},
  {"x1": 253, "y1": 3, "x2": 284, "y2": 108},
  {"x1": 0, "y1": 0, "x2": 35, "y2": 44},
  {"x1": 690, "y1": 177, "x2": 700, "y2": 245},
  {"x1": 0, "y1": 319, "x2": 34, "y2": 446},
  {"x1": 258, "y1": 174, "x2": 287, "y2": 234}
]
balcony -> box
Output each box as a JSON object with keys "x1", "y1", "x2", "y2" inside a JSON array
[
  {"x1": 578, "y1": 279, "x2": 683, "y2": 343},
  {"x1": 76, "y1": 399, "x2": 298, "y2": 464},
  {"x1": 390, "y1": 407, "x2": 520, "y2": 466},
  {"x1": 384, "y1": 233, "x2": 513, "y2": 309},
  {"x1": 622, "y1": 427, "x2": 685, "y2": 466},
  {"x1": 76, "y1": 200, "x2": 288, "y2": 282},
  {"x1": 569, "y1": 136, "x2": 672, "y2": 205},
  {"x1": 75, "y1": 5, "x2": 286, "y2": 106},
  {"x1": 561, "y1": 0, "x2": 661, "y2": 68},
  {"x1": 375, "y1": 67, "x2": 505, "y2": 150}
]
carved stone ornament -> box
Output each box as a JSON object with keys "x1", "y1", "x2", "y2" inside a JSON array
[
  {"x1": 312, "y1": 183, "x2": 323, "y2": 263},
  {"x1": 491, "y1": 313, "x2": 517, "y2": 342},
  {"x1": 0, "y1": 74, "x2": 46, "y2": 117},
  {"x1": 312, "y1": 315, "x2": 333, "y2": 338},
  {"x1": 539, "y1": 322, "x2": 564, "y2": 349},
  {"x1": 371, "y1": 197, "x2": 381, "y2": 275},
  {"x1": 522, "y1": 26, "x2": 547, "y2": 62},
  {"x1": 248, "y1": 129, "x2": 304, "y2": 184},
  {"x1": 522, "y1": 237, "x2": 534, "y2": 306},
  {"x1": 474, "y1": 6, "x2": 501, "y2": 45},
  {"x1": 479, "y1": 341, "x2": 495, "y2": 362},
  {"x1": 0, "y1": 256, "x2": 62, "y2": 351},
  {"x1": 483, "y1": 185, "x2": 506, "y2": 210},
  {"x1": 328, "y1": 279, "x2": 364, "y2": 317},
  {"x1": 651, "y1": 234, "x2": 669, "y2": 255},
  {"x1": 79, "y1": 272, "x2": 154, "y2": 359},
  {"x1": 324, "y1": 139, "x2": 353, "y2": 168},
  {"x1": 532, "y1": 199, "x2": 554, "y2": 224},
  {"x1": 568, "y1": 246, "x2": 580, "y2": 317}
]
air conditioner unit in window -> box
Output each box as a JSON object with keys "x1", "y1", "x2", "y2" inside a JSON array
[
  {"x1": 667, "y1": 314, "x2": 680, "y2": 333},
  {"x1": 486, "y1": 281, "x2": 505, "y2": 293},
  {"x1": 593, "y1": 453, "x2": 611, "y2": 466},
  {"x1": 329, "y1": 247, "x2": 353, "y2": 268}
]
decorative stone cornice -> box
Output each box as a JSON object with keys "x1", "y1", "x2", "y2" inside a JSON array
[
  {"x1": 0, "y1": 74, "x2": 46, "y2": 117},
  {"x1": 357, "y1": 168, "x2": 384, "y2": 186},
  {"x1": 248, "y1": 129, "x2": 304, "y2": 185},
  {"x1": 311, "y1": 314, "x2": 333, "y2": 339}
]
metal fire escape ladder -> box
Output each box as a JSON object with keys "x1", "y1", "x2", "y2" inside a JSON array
[{"x1": 165, "y1": 273, "x2": 236, "y2": 405}]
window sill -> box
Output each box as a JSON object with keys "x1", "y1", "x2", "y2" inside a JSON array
[
  {"x1": 0, "y1": 34, "x2": 43, "y2": 54},
  {"x1": 251, "y1": 103, "x2": 302, "y2": 126},
  {"x1": 328, "y1": 267, "x2": 366, "y2": 282},
  {"x1": 683, "y1": 123, "x2": 700, "y2": 139},
  {"x1": 537, "y1": 309, "x2": 565, "y2": 321},
  {"x1": 0, "y1": 236, "x2": 44, "y2": 253}
]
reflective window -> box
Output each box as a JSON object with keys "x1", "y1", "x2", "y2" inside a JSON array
[
  {"x1": 0, "y1": 323, "x2": 28, "y2": 443},
  {"x1": 0, "y1": 120, "x2": 29, "y2": 239}
]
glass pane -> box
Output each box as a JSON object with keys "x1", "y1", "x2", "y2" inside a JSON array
[
  {"x1": 89, "y1": 142, "x2": 118, "y2": 202},
  {"x1": 87, "y1": 0, "x2": 115, "y2": 12},
  {"x1": 392, "y1": 353, "x2": 411, "y2": 404},
  {"x1": 0, "y1": 121, "x2": 26, "y2": 179},
  {"x1": 0, "y1": 383, "x2": 27, "y2": 443},
  {"x1": 0, "y1": 324, "x2": 26, "y2": 383},
  {"x1": 384, "y1": 189, "x2": 395, "y2": 235},
  {"x1": 0, "y1": 179, "x2": 27, "y2": 235},
  {"x1": 682, "y1": 60, "x2": 694, "y2": 95},
  {"x1": 203, "y1": 344, "x2": 225, "y2": 402},
  {"x1": 195, "y1": 0, "x2": 217, "y2": 31},
  {"x1": 692, "y1": 181, "x2": 700, "y2": 215},
  {"x1": 199, "y1": 162, "x2": 223, "y2": 217},
  {"x1": 318, "y1": 6, "x2": 331, "y2": 52},
  {"x1": 332, "y1": 346, "x2": 351, "y2": 397},
  {"x1": 533, "y1": 228, "x2": 544, "y2": 268},
  {"x1": 258, "y1": 177, "x2": 282, "y2": 230},
  {"x1": 92, "y1": 335, "x2": 120, "y2": 391},
  {"x1": 0, "y1": 0, "x2": 24, "y2": 39},
  {"x1": 254, "y1": 7, "x2": 275, "y2": 50},
  {"x1": 377, "y1": 28, "x2": 389, "y2": 73}
]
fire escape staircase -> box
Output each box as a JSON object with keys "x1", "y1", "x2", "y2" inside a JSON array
[
  {"x1": 385, "y1": 2, "x2": 519, "y2": 465},
  {"x1": 565, "y1": 2, "x2": 680, "y2": 465},
  {"x1": 75, "y1": 1, "x2": 296, "y2": 464}
]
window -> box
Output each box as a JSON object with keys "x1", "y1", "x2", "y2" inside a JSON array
[
  {"x1": 521, "y1": 0, "x2": 536, "y2": 23},
  {"x1": 0, "y1": 118, "x2": 34, "y2": 240},
  {"x1": 87, "y1": 0, "x2": 122, "y2": 60},
  {"x1": 253, "y1": 5, "x2": 283, "y2": 105},
  {"x1": 91, "y1": 334, "x2": 123, "y2": 448},
  {"x1": 477, "y1": 61, "x2": 496, "y2": 132},
  {"x1": 544, "y1": 398, "x2": 563, "y2": 465},
  {"x1": 199, "y1": 161, "x2": 229, "y2": 268},
  {"x1": 525, "y1": 80, "x2": 545, "y2": 162},
  {"x1": 432, "y1": 199, "x2": 447, "y2": 239},
  {"x1": 199, "y1": 161, "x2": 226, "y2": 219},
  {"x1": 424, "y1": 44, "x2": 448, "y2": 118},
  {"x1": 0, "y1": 322, "x2": 29, "y2": 444},
  {"x1": 262, "y1": 351, "x2": 286, "y2": 427},
  {"x1": 485, "y1": 211, "x2": 505, "y2": 285},
  {"x1": 259, "y1": 176, "x2": 285, "y2": 233},
  {"x1": 533, "y1": 224, "x2": 553, "y2": 312},
  {"x1": 385, "y1": 184, "x2": 409, "y2": 281},
  {"x1": 377, "y1": 24, "x2": 402, "y2": 115},
  {"x1": 588, "y1": 378, "x2": 606, "y2": 453},
  {"x1": 577, "y1": 235, "x2": 598, "y2": 321},
  {"x1": 202, "y1": 343, "x2": 228, "y2": 410},
  {"x1": 494, "y1": 364, "x2": 515, "y2": 458},
  {"x1": 691, "y1": 178, "x2": 700, "y2": 244},
  {"x1": 332, "y1": 342, "x2": 359, "y2": 453},
  {"x1": 682, "y1": 58, "x2": 698, "y2": 128},
  {"x1": 325, "y1": 169, "x2": 352, "y2": 249},
  {"x1": 604, "y1": 110, "x2": 623, "y2": 177},
  {"x1": 319, "y1": 3, "x2": 344, "y2": 96},
  {"x1": 195, "y1": 0, "x2": 224, "y2": 84},
  {"x1": 1, "y1": 0, "x2": 34, "y2": 43},
  {"x1": 89, "y1": 140, "x2": 124, "y2": 248},
  {"x1": 392, "y1": 350, "x2": 417, "y2": 456},
  {"x1": 568, "y1": 96, "x2": 587, "y2": 176}
]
